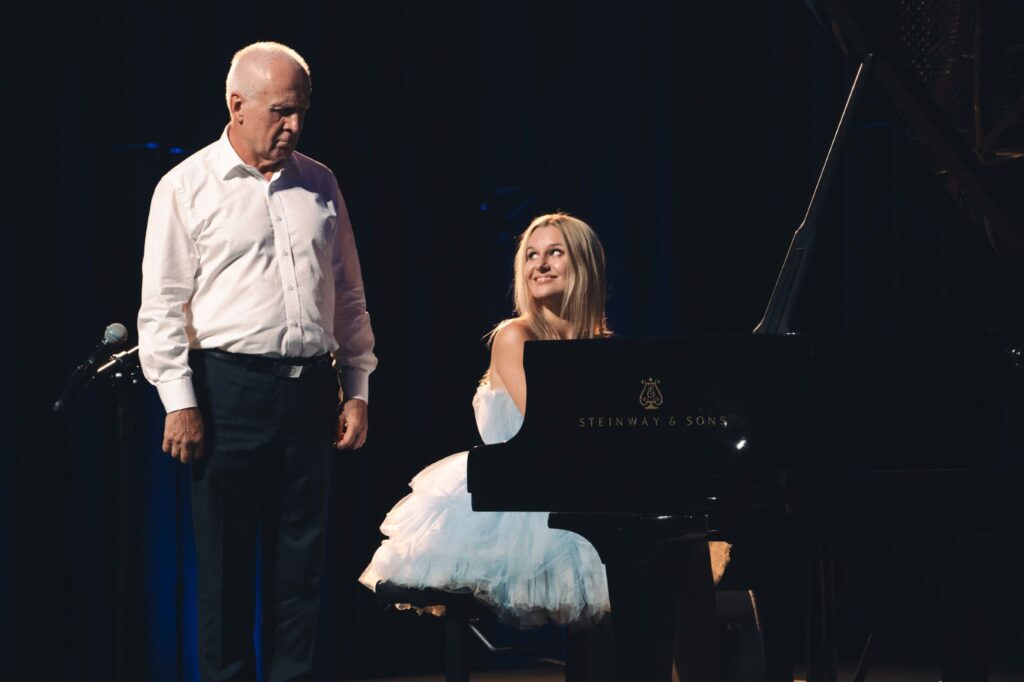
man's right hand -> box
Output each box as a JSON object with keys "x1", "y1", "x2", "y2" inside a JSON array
[{"x1": 163, "y1": 407, "x2": 205, "y2": 463}]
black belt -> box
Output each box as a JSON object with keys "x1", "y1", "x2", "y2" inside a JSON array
[{"x1": 195, "y1": 348, "x2": 333, "y2": 378}]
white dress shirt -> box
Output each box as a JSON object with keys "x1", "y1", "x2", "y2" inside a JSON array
[{"x1": 138, "y1": 130, "x2": 377, "y2": 413}]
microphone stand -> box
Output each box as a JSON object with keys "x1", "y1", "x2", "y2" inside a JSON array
[{"x1": 95, "y1": 347, "x2": 142, "y2": 682}]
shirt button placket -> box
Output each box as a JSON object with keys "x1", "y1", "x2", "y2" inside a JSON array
[{"x1": 272, "y1": 198, "x2": 303, "y2": 356}]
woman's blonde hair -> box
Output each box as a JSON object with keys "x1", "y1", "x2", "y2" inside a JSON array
[{"x1": 494, "y1": 213, "x2": 609, "y2": 342}]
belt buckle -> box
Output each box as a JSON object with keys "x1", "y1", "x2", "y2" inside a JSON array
[{"x1": 284, "y1": 364, "x2": 303, "y2": 379}]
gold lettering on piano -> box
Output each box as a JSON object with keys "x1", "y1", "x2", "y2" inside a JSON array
[
  {"x1": 685, "y1": 415, "x2": 727, "y2": 427},
  {"x1": 573, "y1": 379, "x2": 731, "y2": 428},
  {"x1": 577, "y1": 416, "x2": 662, "y2": 427},
  {"x1": 639, "y1": 378, "x2": 664, "y2": 410},
  {"x1": 577, "y1": 413, "x2": 729, "y2": 428}
]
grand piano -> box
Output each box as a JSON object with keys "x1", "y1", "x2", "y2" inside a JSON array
[
  {"x1": 467, "y1": 1, "x2": 1024, "y2": 681},
  {"x1": 468, "y1": 334, "x2": 1024, "y2": 680}
]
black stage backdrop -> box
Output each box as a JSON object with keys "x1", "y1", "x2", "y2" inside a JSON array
[{"x1": 5, "y1": 1, "x2": 1024, "y2": 681}]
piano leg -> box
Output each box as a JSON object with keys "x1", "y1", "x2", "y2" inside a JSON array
[
  {"x1": 935, "y1": 527, "x2": 993, "y2": 682},
  {"x1": 603, "y1": 541, "x2": 717, "y2": 682},
  {"x1": 673, "y1": 542, "x2": 720, "y2": 682},
  {"x1": 724, "y1": 524, "x2": 803, "y2": 682},
  {"x1": 805, "y1": 542, "x2": 838, "y2": 682}
]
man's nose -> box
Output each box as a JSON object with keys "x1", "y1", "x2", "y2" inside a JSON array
[{"x1": 284, "y1": 113, "x2": 303, "y2": 132}]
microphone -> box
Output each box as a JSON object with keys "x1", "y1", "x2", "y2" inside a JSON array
[{"x1": 53, "y1": 322, "x2": 130, "y2": 413}]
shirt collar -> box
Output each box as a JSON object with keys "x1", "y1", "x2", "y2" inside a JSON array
[{"x1": 214, "y1": 125, "x2": 296, "y2": 180}]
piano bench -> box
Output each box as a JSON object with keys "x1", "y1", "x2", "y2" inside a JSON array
[{"x1": 374, "y1": 580, "x2": 500, "y2": 682}]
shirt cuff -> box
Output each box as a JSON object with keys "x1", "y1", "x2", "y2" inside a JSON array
[
  {"x1": 339, "y1": 366, "x2": 370, "y2": 404},
  {"x1": 157, "y1": 377, "x2": 199, "y2": 413}
]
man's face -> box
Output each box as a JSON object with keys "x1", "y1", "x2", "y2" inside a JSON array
[{"x1": 232, "y1": 59, "x2": 310, "y2": 172}]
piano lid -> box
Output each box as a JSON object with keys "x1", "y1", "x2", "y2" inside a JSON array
[
  {"x1": 757, "y1": 0, "x2": 1024, "y2": 336},
  {"x1": 805, "y1": 0, "x2": 1024, "y2": 261}
]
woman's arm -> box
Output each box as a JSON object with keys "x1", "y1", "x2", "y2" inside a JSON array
[{"x1": 490, "y1": 321, "x2": 531, "y2": 415}]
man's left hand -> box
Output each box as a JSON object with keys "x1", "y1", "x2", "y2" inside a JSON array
[{"x1": 335, "y1": 397, "x2": 368, "y2": 450}]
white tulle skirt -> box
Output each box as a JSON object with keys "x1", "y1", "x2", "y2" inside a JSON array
[
  {"x1": 360, "y1": 450, "x2": 733, "y2": 628},
  {"x1": 359, "y1": 451, "x2": 611, "y2": 627}
]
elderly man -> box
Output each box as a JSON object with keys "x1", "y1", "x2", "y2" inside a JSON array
[{"x1": 138, "y1": 42, "x2": 376, "y2": 682}]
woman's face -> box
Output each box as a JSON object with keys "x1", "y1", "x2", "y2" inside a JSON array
[{"x1": 524, "y1": 225, "x2": 571, "y2": 304}]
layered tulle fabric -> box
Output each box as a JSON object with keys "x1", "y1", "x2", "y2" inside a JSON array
[{"x1": 359, "y1": 384, "x2": 728, "y2": 627}]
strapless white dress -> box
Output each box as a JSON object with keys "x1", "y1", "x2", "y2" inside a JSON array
[{"x1": 359, "y1": 383, "x2": 729, "y2": 627}]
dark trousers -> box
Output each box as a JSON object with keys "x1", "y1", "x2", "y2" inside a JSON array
[{"x1": 190, "y1": 350, "x2": 337, "y2": 682}]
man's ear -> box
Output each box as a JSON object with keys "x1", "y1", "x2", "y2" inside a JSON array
[{"x1": 229, "y1": 93, "x2": 244, "y2": 123}]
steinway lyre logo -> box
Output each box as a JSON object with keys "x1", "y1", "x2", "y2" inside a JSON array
[{"x1": 639, "y1": 378, "x2": 663, "y2": 411}]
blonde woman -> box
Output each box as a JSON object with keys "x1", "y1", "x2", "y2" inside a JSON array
[{"x1": 360, "y1": 213, "x2": 727, "y2": 627}]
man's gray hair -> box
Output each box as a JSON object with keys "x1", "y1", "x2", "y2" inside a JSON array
[{"x1": 225, "y1": 41, "x2": 311, "y2": 111}]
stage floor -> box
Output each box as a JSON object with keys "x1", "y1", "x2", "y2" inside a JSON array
[{"x1": 351, "y1": 658, "x2": 1024, "y2": 682}]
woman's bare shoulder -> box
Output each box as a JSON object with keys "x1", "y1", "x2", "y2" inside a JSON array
[{"x1": 491, "y1": 318, "x2": 534, "y2": 349}]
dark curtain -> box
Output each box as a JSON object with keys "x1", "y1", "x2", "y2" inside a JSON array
[{"x1": 5, "y1": 1, "x2": 1023, "y2": 681}]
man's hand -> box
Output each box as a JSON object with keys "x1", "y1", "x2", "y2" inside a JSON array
[
  {"x1": 335, "y1": 398, "x2": 368, "y2": 450},
  {"x1": 163, "y1": 407, "x2": 205, "y2": 463}
]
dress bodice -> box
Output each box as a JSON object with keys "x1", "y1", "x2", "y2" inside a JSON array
[{"x1": 472, "y1": 383, "x2": 524, "y2": 445}]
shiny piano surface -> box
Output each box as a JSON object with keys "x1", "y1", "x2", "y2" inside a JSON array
[
  {"x1": 468, "y1": 332, "x2": 1024, "y2": 518},
  {"x1": 466, "y1": 333, "x2": 1024, "y2": 682}
]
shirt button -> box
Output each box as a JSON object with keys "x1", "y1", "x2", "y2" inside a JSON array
[
  {"x1": 287, "y1": 284, "x2": 295, "y2": 291},
  {"x1": 280, "y1": 250, "x2": 288, "y2": 257},
  {"x1": 275, "y1": 216, "x2": 282, "y2": 222},
  {"x1": 292, "y1": 322, "x2": 300, "y2": 328}
]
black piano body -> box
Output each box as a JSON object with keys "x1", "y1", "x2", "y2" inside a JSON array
[
  {"x1": 469, "y1": 333, "x2": 1024, "y2": 516},
  {"x1": 466, "y1": 334, "x2": 1024, "y2": 680}
]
